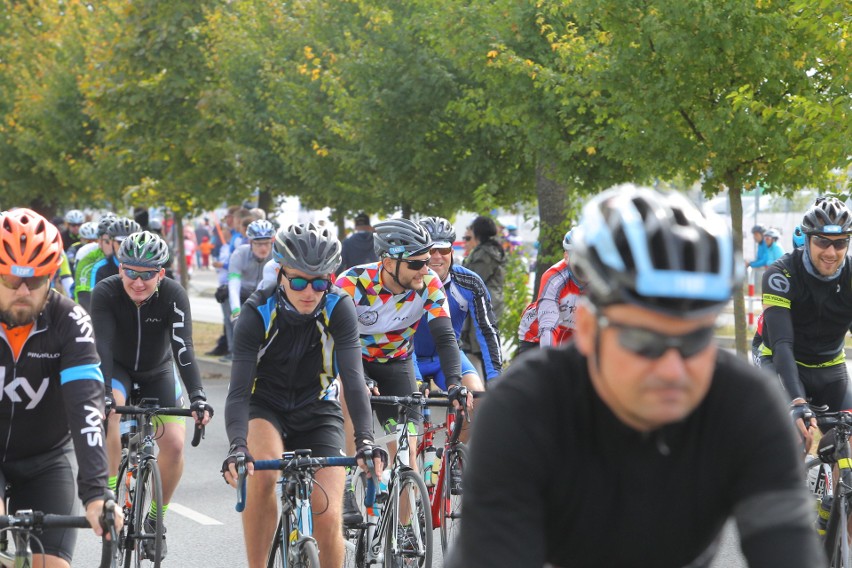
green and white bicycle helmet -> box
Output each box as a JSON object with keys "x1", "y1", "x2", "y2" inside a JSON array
[{"x1": 117, "y1": 231, "x2": 170, "y2": 268}]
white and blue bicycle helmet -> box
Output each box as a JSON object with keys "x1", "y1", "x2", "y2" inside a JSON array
[
  {"x1": 572, "y1": 184, "x2": 740, "y2": 318},
  {"x1": 246, "y1": 219, "x2": 276, "y2": 240}
]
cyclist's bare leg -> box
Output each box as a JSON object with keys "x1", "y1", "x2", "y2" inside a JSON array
[
  {"x1": 31, "y1": 555, "x2": 68, "y2": 568},
  {"x1": 155, "y1": 421, "x2": 186, "y2": 506},
  {"x1": 106, "y1": 390, "x2": 127, "y2": 479},
  {"x1": 459, "y1": 372, "x2": 484, "y2": 444},
  {"x1": 313, "y1": 467, "x2": 345, "y2": 568},
  {"x1": 244, "y1": 418, "x2": 284, "y2": 568}
]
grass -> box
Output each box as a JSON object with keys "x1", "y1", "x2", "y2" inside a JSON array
[{"x1": 192, "y1": 321, "x2": 223, "y2": 355}]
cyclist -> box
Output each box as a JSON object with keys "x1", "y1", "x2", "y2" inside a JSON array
[
  {"x1": 758, "y1": 196, "x2": 852, "y2": 452},
  {"x1": 66, "y1": 220, "x2": 98, "y2": 271},
  {"x1": 516, "y1": 228, "x2": 586, "y2": 356},
  {"x1": 90, "y1": 231, "x2": 213, "y2": 562},
  {"x1": 73, "y1": 213, "x2": 117, "y2": 311},
  {"x1": 449, "y1": 185, "x2": 823, "y2": 568},
  {"x1": 59, "y1": 208, "x2": 85, "y2": 252},
  {"x1": 221, "y1": 223, "x2": 385, "y2": 568},
  {"x1": 0, "y1": 208, "x2": 122, "y2": 568},
  {"x1": 91, "y1": 217, "x2": 142, "y2": 287},
  {"x1": 227, "y1": 219, "x2": 275, "y2": 326},
  {"x1": 414, "y1": 216, "x2": 501, "y2": 390}
]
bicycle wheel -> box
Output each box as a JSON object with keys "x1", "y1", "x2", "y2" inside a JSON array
[
  {"x1": 343, "y1": 471, "x2": 368, "y2": 568},
  {"x1": 266, "y1": 515, "x2": 287, "y2": 568},
  {"x1": 293, "y1": 538, "x2": 321, "y2": 568},
  {"x1": 827, "y1": 494, "x2": 850, "y2": 568},
  {"x1": 114, "y1": 458, "x2": 133, "y2": 568},
  {"x1": 384, "y1": 469, "x2": 432, "y2": 568},
  {"x1": 439, "y1": 443, "x2": 467, "y2": 554},
  {"x1": 133, "y1": 459, "x2": 163, "y2": 568}
]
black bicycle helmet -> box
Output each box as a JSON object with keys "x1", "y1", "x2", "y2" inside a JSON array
[
  {"x1": 246, "y1": 219, "x2": 275, "y2": 240},
  {"x1": 107, "y1": 217, "x2": 142, "y2": 242},
  {"x1": 117, "y1": 231, "x2": 170, "y2": 268},
  {"x1": 572, "y1": 184, "x2": 740, "y2": 318},
  {"x1": 801, "y1": 197, "x2": 852, "y2": 236},
  {"x1": 419, "y1": 217, "x2": 455, "y2": 246},
  {"x1": 373, "y1": 218, "x2": 432, "y2": 259},
  {"x1": 273, "y1": 223, "x2": 342, "y2": 276},
  {"x1": 750, "y1": 224, "x2": 766, "y2": 235},
  {"x1": 96, "y1": 213, "x2": 118, "y2": 237}
]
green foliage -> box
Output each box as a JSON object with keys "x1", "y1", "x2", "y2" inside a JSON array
[{"x1": 499, "y1": 249, "x2": 531, "y2": 355}]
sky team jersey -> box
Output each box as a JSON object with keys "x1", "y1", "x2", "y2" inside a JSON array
[
  {"x1": 0, "y1": 291, "x2": 108, "y2": 505},
  {"x1": 335, "y1": 263, "x2": 451, "y2": 362},
  {"x1": 518, "y1": 259, "x2": 583, "y2": 347}
]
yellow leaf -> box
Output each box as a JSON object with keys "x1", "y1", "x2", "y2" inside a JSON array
[{"x1": 586, "y1": 147, "x2": 596, "y2": 155}]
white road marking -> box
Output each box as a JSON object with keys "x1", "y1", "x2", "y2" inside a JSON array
[{"x1": 168, "y1": 502, "x2": 223, "y2": 526}]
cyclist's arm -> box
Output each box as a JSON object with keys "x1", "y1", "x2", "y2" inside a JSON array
[
  {"x1": 168, "y1": 287, "x2": 204, "y2": 395},
  {"x1": 749, "y1": 242, "x2": 769, "y2": 268},
  {"x1": 224, "y1": 307, "x2": 264, "y2": 444},
  {"x1": 228, "y1": 272, "x2": 242, "y2": 314},
  {"x1": 462, "y1": 271, "x2": 502, "y2": 378},
  {"x1": 89, "y1": 285, "x2": 117, "y2": 395},
  {"x1": 423, "y1": 274, "x2": 462, "y2": 387},
  {"x1": 330, "y1": 297, "x2": 374, "y2": 446},
  {"x1": 535, "y1": 268, "x2": 563, "y2": 349},
  {"x1": 761, "y1": 304, "x2": 803, "y2": 401}
]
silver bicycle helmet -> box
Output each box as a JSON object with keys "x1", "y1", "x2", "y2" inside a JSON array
[
  {"x1": 107, "y1": 217, "x2": 142, "y2": 242},
  {"x1": 117, "y1": 231, "x2": 170, "y2": 268},
  {"x1": 246, "y1": 219, "x2": 275, "y2": 240},
  {"x1": 78, "y1": 221, "x2": 99, "y2": 240},
  {"x1": 801, "y1": 197, "x2": 852, "y2": 236},
  {"x1": 572, "y1": 184, "x2": 740, "y2": 318},
  {"x1": 273, "y1": 223, "x2": 342, "y2": 276},
  {"x1": 373, "y1": 218, "x2": 432, "y2": 258},
  {"x1": 419, "y1": 217, "x2": 455, "y2": 247},
  {"x1": 65, "y1": 209, "x2": 85, "y2": 225},
  {"x1": 563, "y1": 229, "x2": 575, "y2": 252},
  {"x1": 96, "y1": 213, "x2": 118, "y2": 237}
]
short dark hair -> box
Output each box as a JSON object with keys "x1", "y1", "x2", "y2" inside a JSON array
[
  {"x1": 470, "y1": 215, "x2": 498, "y2": 242},
  {"x1": 354, "y1": 213, "x2": 371, "y2": 227}
]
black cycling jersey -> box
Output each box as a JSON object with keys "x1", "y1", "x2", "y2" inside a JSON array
[
  {"x1": 90, "y1": 275, "x2": 203, "y2": 396},
  {"x1": 448, "y1": 346, "x2": 822, "y2": 568},
  {"x1": 224, "y1": 284, "x2": 374, "y2": 449},
  {"x1": 0, "y1": 291, "x2": 108, "y2": 506},
  {"x1": 760, "y1": 249, "x2": 852, "y2": 401}
]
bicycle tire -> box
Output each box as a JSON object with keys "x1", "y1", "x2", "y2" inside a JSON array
[
  {"x1": 266, "y1": 516, "x2": 286, "y2": 568},
  {"x1": 114, "y1": 458, "x2": 133, "y2": 568},
  {"x1": 343, "y1": 471, "x2": 368, "y2": 568},
  {"x1": 294, "y1": 538, "x2": 321, "y2": 568},
  {"x1": 826, "y1": 492, "x2": 850, "y2": 568},
  {"x1": 439, "y1": 443, "x2": 467, "y2": 554},
  {"x1": 383, "y1": 469, "x2": 432, "y2": 568},
  {"x1": 133, "y1": 459, "x2": 163, "y2": 568}
]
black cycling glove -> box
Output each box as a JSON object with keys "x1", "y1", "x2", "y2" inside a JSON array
[
  {"x1": 447, "y1": 384, "x2": 468, "y2": 407},
  {"x1": 355, "y1": 442, "x2": 389, "y2": 469},
  {"x1": 221, "y1": 439, "x2": 254, "y2": 476},
  {"x1": 790, "y1": 402, "x2": 814, "y2": 425},
  {"x1": 189, "y1": 388, "x2": 214, "y2": 421}
]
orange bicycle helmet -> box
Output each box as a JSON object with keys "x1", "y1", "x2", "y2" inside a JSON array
[{"x1": 0, "y1": 208, "x2": 63, "y2": 277}]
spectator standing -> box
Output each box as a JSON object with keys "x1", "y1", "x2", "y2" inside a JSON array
[
  {"x1": 199, "y1": 236, "x2": 214, "y2": 269},
  {"x1": 340, "y1": 213, "x2": 378, "y2": 271}
]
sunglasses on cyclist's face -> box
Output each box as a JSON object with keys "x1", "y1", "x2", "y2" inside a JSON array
[
  {"x1": 122, "y1": 267, "x2": 159, "y2": 281},
  {"x1": 397, "y1": 258, "x2": 429, "y2": 271},
  {"x1": 430, "y1": 247, "x2": 453, "y2": 256},
  {"x1": 598, "y1": 316, "x2": 715, "y2": 360},
  {"x1": 0, "y1": 273, "x2": 51, "y2": 291},
  {"x1": 283, "y1": 274, "x2": 331, "y2": 292},
  {"x1": 811, "y1": 235, "x2": 851, "y2": 251}
]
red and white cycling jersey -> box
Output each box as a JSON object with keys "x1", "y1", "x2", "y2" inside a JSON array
[
  {"x1": 518, "y1": 259, "x2": 583, "y2": 347},
  {"x1": 335, "y1": 263, "x2": 451, "y2": 362}
]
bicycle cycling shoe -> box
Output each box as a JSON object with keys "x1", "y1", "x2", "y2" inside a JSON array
[
  {"x1": 343, "y1": 489, "x2": 363, "y2": 526},
  {"x1": 142, "y1": 517, "x2": 167, "y2": 561},
  {"x1": 396, "y1": 525, "x2": 419, "y2": 555},
  {"x1": 450, "y1": 460, "x2": 463, "y2": 495}
]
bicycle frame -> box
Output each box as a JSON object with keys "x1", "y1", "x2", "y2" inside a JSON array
[{"x1": 812, "y1": 409, "x2": 852, "y2": 567}]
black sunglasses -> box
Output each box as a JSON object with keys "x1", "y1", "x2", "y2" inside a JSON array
[
  {"x1": 430, "y1": 247, "x2": 453, "y2": 255},
  {"x1": 122, "y1": 268, "x2": 159, "y2": 281},
  {"x1": 397, "y1": 258, "x2": 429, "y2": 270},
  {"x1": 284, "y1": 274, "x2": 331, "y2": 292},
  {"x1": 598, "y1": 316, "x2": 715, "y2": 360},
  {"x1": 0, "y1": 273, "x2": 51, "y2": 291},
  {"x1": 811, "y1": 235, "x2": 851, "y2": 251}
]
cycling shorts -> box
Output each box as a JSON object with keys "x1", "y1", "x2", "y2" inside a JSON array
[
  {"x1": 363, "y1": 357, "x2": 421, "y2": 428},
  {"x1": 0, "y1": 444, "x2": 78, "y2": 563},
  {"x1": 760, "y1": 357, "x2": 852, "y2": 418},
  {"x1": 249, "y1": 399, "x2": 345, "y2": 458},
  {"x1": 415, "y1": 350, "x2": 478, "y2": 391},
  {"x1": 110, "y1": 361, "x2": 186, "y2": 424}
]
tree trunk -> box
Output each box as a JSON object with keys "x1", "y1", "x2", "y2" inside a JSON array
[
  {"x1": 258, "y1": 187, "x2": 274, "y2": 214},
  {"x1": 724, "y1": 173, "x2": 748, "y2": 357},
  {"x1": 534, "y1": 163, "x2": 567, "y2": 297},
  {"x1": 174, "y1": 214, "x2": 189, "y2": 289}
]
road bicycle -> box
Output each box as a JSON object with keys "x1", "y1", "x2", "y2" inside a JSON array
[
  {"x1": 112, "y1": 398, "x2": 206, "y2": 568},
  {"x1": 805, "y1": 407, "x2": 852, "y2": 567},
  {"x1": 0, "y1": 492, "x2": 118, "y2": 568},
  {"x1": 345, "y1": 392, "x2": 435, "y2": 568},
  {"x1": 235, "y1": 449, "x2": 357, "y2": 568},
  {"x1": 415, "y1": 392, "x2": 470, "y2": 554}
]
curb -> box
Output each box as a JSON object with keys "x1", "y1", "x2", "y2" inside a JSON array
[{"x1": 197, "y1": 355, "x2": 232, "y2": 379}]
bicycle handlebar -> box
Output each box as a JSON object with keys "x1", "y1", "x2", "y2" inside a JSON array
[{"x1": 113, "y1": 405, "x2": 207, "y2": 447}]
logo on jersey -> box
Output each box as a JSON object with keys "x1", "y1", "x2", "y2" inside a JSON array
[
  {"x1": 146, "y1": 317, "x2": 162, "y2": 323},
  {"x1": 26, "y1": 352, "x2": 60, "y2": 359},
  {"x1": 81, "y1": 404, "x2": 103, "y2": 446},
  {"x1": 767, "y1": 273, "x2": 790, "y2": 294},
  {"x1": 0, "y1": 367, "x2": 48, "y2": 409},
  {"x1": 68, "y1": 305, "x2": 95, "y2": 343},
  {"x1": 358, "y1": 311, "x2": 379, "y2": 326},
  {"x1": 172, "y1": 303, "x2": 191, "y2": 367}
]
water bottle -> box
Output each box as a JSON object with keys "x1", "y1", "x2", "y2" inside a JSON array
[
  {"x1": 120, "y1": 417, "x2": 137, "y2": 446},
  {"x1": 379, "y1": 469, "x2": 390, "y2": 494},
  {"x1": 817, "y1": 494, "x2": 833, "y2": 535},
  {"x1": 431, "y1": 448, "x2": 443, "y2": 487},
  {"x1": 422, "y1": 445, "x2": 437, "y2": 487}
]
